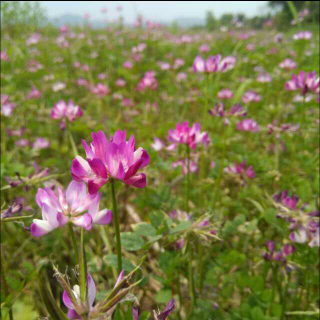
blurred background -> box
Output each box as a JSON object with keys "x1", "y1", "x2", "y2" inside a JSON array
[{"x1": 1, "y1": 1, "x2": 319, "y2": 33}]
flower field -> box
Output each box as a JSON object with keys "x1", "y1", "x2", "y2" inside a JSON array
[{"x1": 1, "y1": 3, "x2": 319, "y2": 320}]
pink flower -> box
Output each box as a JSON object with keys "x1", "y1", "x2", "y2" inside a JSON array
[
  {"x1": 224, "y1": 161, "x2": 255, "y2": 179},
  {"x1": 285, "y1": 71, "x2": 319, "y2": 95},
  {"x1": 237, "y1": 119, "x2": 259, "y2": 132},
  {"x1": 279, "y1": 59, "x2": 297, "y2": 70},
  {"x1": 91, "y1": 83, "x2": 110, "y2": 96},
  {"x1": 63, "y1": 273, "x2": 96, "y2": 319},
  {"x1": 151, "y1": 138, "x2": 164, "y2": 151},
  {"x1": 1, "y1": 94, "x2": 16, "y2": 117},
  {"x1": 51, "y1": 100, "x2": 83, "y2": 129},
  {"x1": 168, "y1": 122, "x2": 210, "y2": 149},
  {"x1": 16, "y1": 139, "x2": 29, "y2": 147},
  {"x1": 137, "y1": 71, "x2": 158, "y2": 91},
  {"x1": 218, "y1": 89, "x2": 234, "y2": 99},
  {"x1": 122, "y1": 98, "x2": 133, "y2": 107},
  {"x1": 71, "y1": 130, "x2": 150, "y2": 194},
  {"x1": 116, "y1": 78, "x2": 126, "y2": 87},
  {"x1": 193, "y1": 55, "x2": 236, "y2": 73},
  {"x1": 59, "y1": 25, "x2": 70, "y2": 33},
  {"x1": 199, "y1": 44, "x2": 210, "y2": 52},
  {"x1": 173, "y1": 58, "x2": 184, "y2": 69},
  {"x1": 242, "y1": 91, "x2": 261, "y2": 104},
  {"x1": 123, "y1": 61, "x2": 133, "y2": 69},
  {"x1": 30, "y1": 181, "x2": 112, "y2": 236},
  {"x1": 26, "y1": 86, "x2": 41, "y2": 99},
  {"x1": 52, "y1": 82, "x2": 66, "y2": 92},
  {"x1": 293, "y1": 31, "x2": 312, "y2": 40},
  {"x1": 257, "y1": 73, "x2": 272, "y2": 83},
  {"x1": 172, "y1": 159, "x2": 197, "y2": 175},
  {"x1": 26, "y1": 33, "x2": 41, "y2": 46},
  {"x1": 0, "y1": 51, "x2": 9, "y2": 61},
  {"x1": 176, "y1": 72, "x2": 187, "y2": 82},
  {"x1": 33, "y1": 137, "x2": 50, "y2": 150}
]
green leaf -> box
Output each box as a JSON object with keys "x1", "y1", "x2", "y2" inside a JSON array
[
  {"x1": 170, "y1": 220, "x2": 192, "y2": 234},
  {"x1": 250, "y1": 306, "x2": 264, "y2": 320},
  {"x1": 270, "y1": 304, "x2": 282, "y2": 317},
  {"x1": 134, "y1": 223, "x2": 157, "y2": 237},
  {"x1": 150, "y1": 211, "x2": 164, "y2": 229},
  {"x1": 156, "y1": 289, "x2": 172, "y2": 303},
  {"x1": 120, "y1": 232, "x2": 145, "y2": 251},
  {"x1": 104, "y1": 254, "x2": 135, "y2": 272}
]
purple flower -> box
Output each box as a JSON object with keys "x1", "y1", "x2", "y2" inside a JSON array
[
  {"x1": 32, "y1": 137, "x2": 50, "y2": 150},
  {"x1": 51, "y1": 100, "x2": 83, "y2": 129},
  {"x1": 193, "y1": 55, "x2": 235, "y2": 73},
  {"x1": 26, "y1": 86, "x2": 41, "y2": 100},
  {"x1": 168, "y1": 122, "x2": 210, "y2": 150},
  {"x1": 172, "y1": 159, "x2": 198, "y2": 175},
  {"x1": 257, "y1": 73, "x2": 272, "y2": 83},
  {"x1": 153, "y1": 299, "x2": 175, "y2": 320},
  {"x1": 293, "y1": 31, "x2": 312, "y2": 40},
  {"x1": 242, "y1": 91, "x2": 261, "y2": 104},
  {"x1": 279, "y1": 59, "x2": 297, "y2": 70},
  {"x1": 116, "y1": 78, "x2": 126, "y2": 87},
  {"x1": 218, "y1": 89, "x2": 234, "y2": 99},
  {"x1": 1, "y1": 94, "x2": 16, "y2": 117},
  {"x1": 30, "y1": 181, "x2": 112, "y2": 236},
  {"x1": 26, "y1": 33, "x2": 41, "y2": 46},
  {"x1": 137, "y1": 71, "x2": 158, "y2": 91},
  {"x1": 285, "y1": 71, "x2": 319, "y2": 96},
  {"x1": 52, "y1": 82, "x2": 66, "y2": 92},
  {"x1": 71, "y1": 130, "x2": 150, "y2": 194},
  {"x1": 237, "y1": 119, "x2": 259, "y2": 132},
  {"x1": 0, "y1": 51, "x2": 9, "y2": 61},
  {"x1": 199, "y1": 44, "x2": 210, "y2": 52},
  {"x1": 91, "y1": 83, "x2": 110, "y2": 96},
  {"x1": 224, "y1": 161, "x2": 255, "y2": 179}
]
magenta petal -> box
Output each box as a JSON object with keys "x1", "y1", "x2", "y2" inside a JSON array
[
  {"x1": 124, "y1": 173, "x2": 146, "y2": 188},
  {"x1": 88, "y1": 179, "x2": 107, "y2": 194},
  {"x1": 67, "y1": 309, "x2": 81, "y2": 320},
  {"x1": 88, "y1": 158, "x2": 108, "y2": 179},
  {"x1": 71, "y1": 157, "x2": 88, "y2": 180},
  {"x1": 93, "y1": 209, "x2": 112, "y2": 225},
  {"x1": 31, "y1": 220, "x2": 55, "y2": 237},
  {"x1": 87, "y1": 273, "x2": 96, "y2": 308},
  {"x1": 72, "y1": 213, "x2": 92, "y2": 230},
  {"x1": 62, "y1": 290, "x2": 74, "y2": 309}
]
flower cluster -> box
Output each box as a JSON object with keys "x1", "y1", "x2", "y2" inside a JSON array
[
  {"x1": 51, "y1": 100, "x2": 83, "y2": 129},
  {"x1": 209, "y1": 103, "x2": 246, "y2": 125},
  {"x1": 31, "y1": 181, "x2": 112, "y2": 236},
  {"x1": 263, "y1": 241, "x2": 295, "y2": 263},
  {"x1": 168, "y1": 122, "x2": 210, "y2": 150},
  {"x1": 273, "y1": 191, "x2": 319, "y2": 248},
  {"x1": 224, "y1": 161, "x2": 255, "y2": 183},
  {"x1": 71, "y1": 130, "x2": 150, "y2": 193},
  {"x1": 193, "y1": 55, "x2": 235, "y2": 73},
  {"x1": 285, "y1": 71, "x2": 319, "y2": 96},
  {"x1": 137, "y1": 71, "x2": 158, "y2": 91}
]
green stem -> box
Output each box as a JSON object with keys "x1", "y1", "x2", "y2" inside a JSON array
[
  {"x1": 1, "y1": 249, "x2": 13, "y2": 320},
  {"x1": 68, "y1": 223, "x2": 79, "y2": 265},
  {"x1": 111, "y1": 179, "x2": 122, "y2": 273},
  {"x1": 185, "y1": 145, "x2": 190, "y2": 211},
  {"x1": 79, "y1": 228, "x2": 87, "y2": 303},
  {"x1": 188, "y1": 236, "x2": 196, "y2": 315},
  {"x1": 176, "y1": 272, "x2": 183, "y2": 320},
  {"x1": 68, "y1": 131, "x2": 78, "y2": 157},
  {"x1": 199, "y1": 240, "x2": 204, "y2": 293}
]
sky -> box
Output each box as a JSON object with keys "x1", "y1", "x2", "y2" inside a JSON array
[{"x1": 39, "y1": 1, "x2": 269, "y2": 23}]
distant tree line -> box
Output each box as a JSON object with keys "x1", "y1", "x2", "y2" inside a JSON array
[{"x1": 205, "y1": 1, "x2": 320, "y2": 30}]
